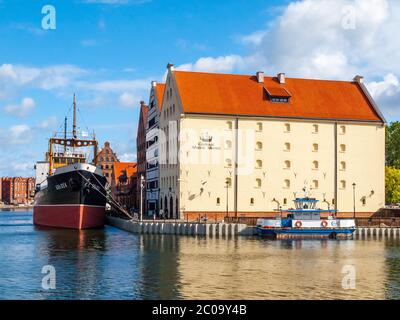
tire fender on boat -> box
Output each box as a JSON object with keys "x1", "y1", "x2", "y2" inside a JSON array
[
  {"x1": 321, "y1": 220, "x2": 328, "y2": 228},
  {"x1": 295, "y1": 221, "x2": 302, "y2": 228}
]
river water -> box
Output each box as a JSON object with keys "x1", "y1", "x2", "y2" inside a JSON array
[{"x1": 1, "y1": 210, "x2": 400, "y2": 300}]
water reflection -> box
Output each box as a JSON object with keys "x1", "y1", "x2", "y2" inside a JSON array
[{"x1": 1, "y1": 211, "x2": 400, "y2": 300}]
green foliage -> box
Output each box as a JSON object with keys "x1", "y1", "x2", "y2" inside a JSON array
[
  {"x1": 386, "y1": 122, "x2": 400, "y2": 168},
  {"x1": 385, "y1": 166, "x2": 400, "y2": 204}
]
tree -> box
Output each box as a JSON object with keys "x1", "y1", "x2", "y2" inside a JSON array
[
  {"x1": 385, "y1": 166, "x2": 400, "y2": 204},
  {"x1": 386, "y1": 122, "x2": 400, "y2": 168}
]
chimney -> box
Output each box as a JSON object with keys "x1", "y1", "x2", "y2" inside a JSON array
[
  {"x1": 256, "y1": 71, "x2": 264, "y2": 83},
  {"x1": 151, "y1": 81, "x2": 157, "y2": 87},
  {"x1": 353, "y1": 75, "x2": 364, "y2": 84},
  {"x1": 140, "y1": 101, "x2": 145, "y2": 107},
  {"x1": 277, "y1": 73, "x2": 286, "y2": 84},
  {"x1": 167, "y1": 63, "x2": 175, "y2": 72}
]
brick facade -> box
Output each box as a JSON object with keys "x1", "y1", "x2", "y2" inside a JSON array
[
  {"x1": 1, "y1": 177, "x2": 35, "y2": 205},
  {"x1": 95, "y1": 141, "x2": 119, "y2": 185}
]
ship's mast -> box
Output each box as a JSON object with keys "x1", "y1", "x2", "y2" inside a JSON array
[
  {"x1": 73, "y1": 94, "x2": 77, "y2": 139},
  {"x1": 64, "y1": 117, "x2": 67, "y2": 152}
]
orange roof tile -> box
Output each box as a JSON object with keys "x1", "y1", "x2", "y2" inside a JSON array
[
  {"x1": 174, "y1": 71, "x2": 383, "y2": 122},
  {"x1": 155, "y1": 83, "x2": 165, "y2": 110},
  {"x1": 112, "y1": 162, "x2": 137, "y2": 185},
  {"x1": 265, "y1": 86, "x2": 292, "y2": 98}
]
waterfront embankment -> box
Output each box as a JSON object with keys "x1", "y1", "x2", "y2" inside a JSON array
[
  {"x1": 0, "y1": 205, "x2": 33, "y2": 211},
  {"x1": 106, "y1": 216, "x2": 255, "y2": 237},
  {"x1": 107, "y1": 216, "x2": 400, "y2": 239}
]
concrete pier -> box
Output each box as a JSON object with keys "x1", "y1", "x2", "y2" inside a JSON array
[
  {"x1": 354, "y1": 227, "x2": 400, "y2": 239},
  {"x1": 106, "y1": 216, "x2": 256, "y2": 237}
]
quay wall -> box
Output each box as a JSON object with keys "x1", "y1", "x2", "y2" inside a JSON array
[
  {"x1": 106, "y1": 217, "x2": 400, "y2": 239},
  {"x1": 105, "y1": 216, "x2": 256, "y2": 237}
]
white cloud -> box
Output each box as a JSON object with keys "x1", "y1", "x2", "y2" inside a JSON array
[
  {"x1": 119, "y1": 153, "x2": 136, "y2": 162},
  {"x1": 0, "y1": 124, "x2": 33, "y2": 146},
  {"x1": 36, "y1": 116, "x2": 58, "y2": 129},
  {"x1": 176, "y1": 55, "x2": 247, "y2": 73},
  {"x1": 178, "y1": 0, "x2": 400, "y2": 117},
  {"x1": 0, "y1": 63, "x2": 87, "y2": 91},
  {"x1": 4, "y1": 97, "x2": 36, "y2": 117},
  {"x1": 367, "y1": 73, "x2": 400, "y2": 116},
  {"x1": 119, "y1": 92, "x2": 139, "y2": 107}
]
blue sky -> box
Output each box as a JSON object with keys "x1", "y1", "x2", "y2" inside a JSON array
[{"x1": 0, "y1": 0, "x2": 399, "y2": 176}]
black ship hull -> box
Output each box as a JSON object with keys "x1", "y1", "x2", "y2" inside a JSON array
[{"x1": 33, "y1": 165, "x2": 108, "y2": 229}]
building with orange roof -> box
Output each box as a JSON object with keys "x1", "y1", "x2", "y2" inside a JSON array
[
  {"x1": 145, "y1": 81, "x2": 165, "y2": 217},
  {"x1": 94, "y1": 141, "x2": 119, "y2": 185},
  {"x1": 158, "y1": 64, "x2": 385, "y2": 221},
  {"x1": 111, "y1": 162, "x2": 137, "y2": 211}
]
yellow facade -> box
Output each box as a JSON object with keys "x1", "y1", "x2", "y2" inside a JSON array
[{"x1": 158, "y1": 68, "x2": 385, "y2": 220}]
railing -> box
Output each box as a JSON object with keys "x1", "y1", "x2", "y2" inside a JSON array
[
  {"x1": 225, "y1": 217, "x2": 400, "y2": 228},
  {"x1": 355, "y1": 218, "x2": 400, "y2": 228},
  {"x1": 224, "y1": 217, "x2": 259, "y2": 226}
]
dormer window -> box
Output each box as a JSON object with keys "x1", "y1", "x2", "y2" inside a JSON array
[{"x1": 264, "y1": 87, "x2": 292, "y2": 103}]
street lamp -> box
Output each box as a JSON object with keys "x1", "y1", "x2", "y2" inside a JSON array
[
  {"x1": 352, "y1": 183, "x2": 356, "y2": 220},
  {"x1": 225, "y1": 178, "x2": 229, "y2": 218},
  {"x1": 140, "y1": 175, "x2": 145, "y2": 222}
]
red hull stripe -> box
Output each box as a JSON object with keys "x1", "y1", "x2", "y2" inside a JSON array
[{"x1": 33, "y1": 204, "x2": 105, "y2": 230}]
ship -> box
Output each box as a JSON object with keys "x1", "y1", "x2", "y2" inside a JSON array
[
  {"x1": 33, "y1": 95, "x2": 108, "y2": 229},
  {"x1": 256, "y1": 188, "x2": 356, "y2": 239}
]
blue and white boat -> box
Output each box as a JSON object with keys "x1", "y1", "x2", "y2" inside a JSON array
[{"x1": 256, "y1": 197, "x2": 356, "y2": 239}]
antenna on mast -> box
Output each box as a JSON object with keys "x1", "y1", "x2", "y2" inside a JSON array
[
  {"x1": 64, "y1": 117, "x2": 67, "y2": 152},
  {"x1": 73, "y1": 94, "x2": 77, "y2": 139}
]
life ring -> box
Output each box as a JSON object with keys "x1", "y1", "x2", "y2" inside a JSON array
[
  {"x1": 295, "y1": 221, "x2": 302, "y2": 228},
  {"x1": 321, "y1": 220, "x2": 328, "y2": 228}
]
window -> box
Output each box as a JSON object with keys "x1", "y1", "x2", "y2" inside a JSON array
[
  {"x1": 340, "y1": 161, "x2": 346, "y2": 171},
  {"x1": 226, "y1": 178, "x2": 232, "y2": 188},
  {"x1": 217, "y1": 198, "x2": 221, "y2": 206},
  {"x1": 362, "y1": 197, "x2": 366, "y2": 206},
  {"x1": 313, "y1": 161, "x2": 319, "y2": 170},
  {"x1": 284, "y1": 143, "x2": 291, "y2": 152},
  {"x1": 256, "y1": 160, "x2": 263, "y2": 169},
  {"x1": 284, "y1": 123, "x2": 291, "y2": 132},
  {"x1": 332, "y1": 199, "x2": 335, "y2": 205},
  {"x1": 284, "y1": 179, "x2": 290, "y2": 189},
  {"x1": 225, "y1": 140, "x2": 232, "y2": 149},
  {"x1": 284, "y1": 160, "x2": 291, "y2": 169},
  {"x1": 250, "y1": 198, "x2": 255, "y2": 206},
  {"x1": 226, "y1": 121, "x2": 233, "y2": 130},
  {"x1": 340, "y1": 180, "x2": 346, "y2": 189},
  {"x1": 312, "y1": 180, "x2": 319, "y2": 189},
  {"x1": 313, "y1": 124, "x2": 319, "y2": 133},
  {"x1": 225, "y1": 159, "x2": 232, "y2": 168},
  {"x1": 283, "y1": 198, "x2": 287, "y2": 205},
  {"x1": 257, "y1": 122, "x2": 263, "y2": 132},
  {"x1": 313, "y1": 143, "x2": 319, "y2": 152},
  {"x1": 256, "y1": 141, "x2": 263, "y2": 150},
  {"x1": 340, "y1": 144, "x2": 346, "y2": 152},
  {"x1": 340, "y1": 125, "x2": 346, "y2": 134},
  {"x1": 255, "y1": 179, "x2": 262, "y2": 188}
]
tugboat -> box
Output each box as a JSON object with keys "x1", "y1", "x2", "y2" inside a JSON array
[
  {"x1": 256, "y1": 188, "x2": 356, "y2": 239},
  {"x1": 33, "y1": 95, "x2": 108, "y2": 229}
]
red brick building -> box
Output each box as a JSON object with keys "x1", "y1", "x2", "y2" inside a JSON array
[
  {"x1": 1, "y1": 177, "x2": 35, "y2": 205},
  {"x1": 111, "y1": 162, "x2": 137, "y2": 211},
  {"x1": 94, "y1": 141, "x2": 119, "y2": 185},
  {"x1": 136, "y1": 101, "x2": 148, "y2": 210}
]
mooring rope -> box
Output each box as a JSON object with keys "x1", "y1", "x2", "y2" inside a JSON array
[{"x1": 76, "y1": 171, "x2": 134, "y2": 220}]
